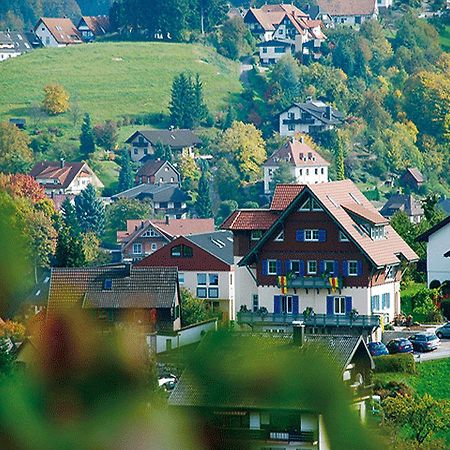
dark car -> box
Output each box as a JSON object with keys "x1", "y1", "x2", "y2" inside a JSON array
[
  {"x1": 435, "y1": 322, "x2": 450, "y2": 339},
  {"x1": 386, "y1": 338, "x2": 413, "y2": 354},
  {"x1": 409, "y1": 333, "x2": 440, "y2": 352},
  {"x1": 368, "y1": 342, "x2": 389, "y2": 357}
]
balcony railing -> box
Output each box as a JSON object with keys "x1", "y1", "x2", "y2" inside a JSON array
[
  {"x1": 287, "y1": 276, "x2": 343, "y2": 290},
  {"x1": 224, "y1": 428, "x2": 316, "y2": 443},
  {"x1": 237, "y1": 311, "x2": 380, "y2": 329}
]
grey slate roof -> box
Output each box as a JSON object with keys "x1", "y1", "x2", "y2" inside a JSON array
[
  {"x1": 48, "y1": 265, "x2": 178, "y2": 311},
  {"x1": 169, "y1": 333, "x2": 372, "y2": 408},
  {"x1": 380, "y1": 194, "x2": 424, "y2": 218},
  {"x1": 0, "y1": 31, "x2": 34, "y2": 55},
  {"x1": 112, "y1": 184, "x2": 190, "y2": 203},
  {"x1": 125, "y1": 129, "x2": 202, "y2": 149},
  {"x1": 186, "y1": 231, "x2": 234, "y2": 265},
  {"x1": 282, "y1": 99, "x2": 344, "y2": 126}
]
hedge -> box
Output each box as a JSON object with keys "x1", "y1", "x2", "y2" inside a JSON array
[{"x1": 374, "y1": 353, "x2": 416, "y2": 374}]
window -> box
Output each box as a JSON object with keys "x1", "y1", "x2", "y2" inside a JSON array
[
  {"x1": 197, "y1": 287, "x2": 207, "y2": 298},
  {"x1": 290, "y1": 260, "x2": 300, "y2": 275},
  {"x1": 251, "y1": 230, "x2": 263, "y2": 241},
  {"x1": 371, "y1": 226, "x2": 385, "y2": 240},
  {"x1": 133, "y1": 243, "x2": 142, "y2": 254},
  {"x1": 209, "y1": 274, "x2": 219, "y2": 286},
  {"x1": 197, "y1": 273, "x2": 207, "y2": 286},
  {"x1": 151, "y1": 243, "x2": 157, "y2": 251},
  {"x1": 103, "y1": 278, "x2": 112, "y2": 290},
  {"x1": 305, "y1": 229, "x2": 319, "y2": 241},
  {"x1": 307, "y1": 260, "x2": 317, "y2": 275},
  {"x1": 281, "y1": 296, "x2": 293, "y2": 314},
  {"x1": 288, "y1": 123, "x2": 295, "y2": 131},
  {"x1": 321, "y1": 168, "x2": 324, "y2": 174},
  {"x1": 299, "y1": 197, "x2": 322, "y2": 211},
  {"x1": 371, "y1": 295, "x2": 380, "y2": 311},
  {"x1": 334, "y1": 297, "x2": 346, "y2": 315},
  {"x1": 268, "y1": 259, "x2": 277, "y2": 275},
  {"x1": 324, "y1": 260, "x2": 335, "y2": 275},
  {"x1": 252, "y1": 294, "x2": 259, "y2": 312},
  {"x1": 178, "y1": 273, "x2": 185, "y2": 285},
  {"x1": 171, "y1": 244, "x2": 192, "y2": 257},
  {"x1": 339, "y1": 230, "x2": 350, "y2": 242},
  {"x1": 315, "y1": 168, "x2": 318, "y2": 175},
  {"x1": 142, "y1": 229, "x2": 159, "y2": 238},
  {"x1": 382, "y1": 293, "x2": 390, "y2": 309},
  {"x1": 288, "y1": 112, "x2": 295, "y2": 120},
  {"x1": 385, "y1": 265, "x2": 395, "y2": 280},
  {"x1": 348, "y1": 261, "x2": 358, "y2": 276},
  {"x1": 134, "y1": 148, "x2": 138, "y2": 154},
  {"x1": 159, "y1": 202, "x2": 168, "y2": 209},
  {"x1": 262, "y1": 47, "x2": 267, "y2": 53},
  {"x1": 274, "y1": 229, "x2": 284, "y2": 242},
  {"x1": 274, "y1": 47, "x2": 285, "y2": 54},
  {"x1": 230, "y1": 273, "x2": 233, "y2": 285},
  {"x1": 208, "y1": 287, "x2": 219, "y2": 298},
  {"x1": 170, "y1": 177, "x2": 174, "y2": 182},
  {"x1": 171, "y1": 245, "x2": 181, "y2": 257}
]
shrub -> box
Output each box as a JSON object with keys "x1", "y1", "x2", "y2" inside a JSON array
[
  {"x1": 374, "y1": 353, "x2": 416, "y2": 374},
  {"x1": 42, "y1": 83, "x2": 70, "y2": 115},
  {"x1": 374, "y1": 380, "x2": 413, "y2": 399}
]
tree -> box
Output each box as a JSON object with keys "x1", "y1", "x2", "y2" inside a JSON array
[
  {"x1": 180, "y1": 288, "x2": 211, "y2": 326},
  {"x1": 195, "y1": 168, "x2": 213, "y2": 218},
  {"x1": 216, "y1": 199, "x2": 238, "y2": 225},
  {"x1": 178, "y1": 154, "x2": 200, "y2": 192},
  {"x1": 42, "y1": 83, "x2": 70, "y2": 115},
  {"x1": 169, "y1": 71, "x2": 196, "y2": 128},
  {"x1": 0, "y1": 174, "x2": 46, "y2": 203},
  {"x1": 75, "y1": 184, "x2": 105, "y2": 235},
  {"x1": 61, "y1": 197, "x2": 80, "y2": 234},
  {"x1": 215, "y1": 158, "x2": 241, "y2": 202},
  {"x1": 193, "y1": 73, "x2": 209, "y2": 127},
  {"x1": 105, "y1": 198, "x2": 152, "y2": 233},
  {"x1": 117, "y1": 150, "x2": 134, "y2": 192},
  {"x1": 54, "y1": 224, "x2": 86, "y2": 267},
  {"x1": 223, "y1": 105, "x2": 236, "y2": 130},
  {"x1": 94, "y1": 120, "x2": 118, "y2": 151},
  {"x1": 79, "y1": 113, "x2": 96, "y2": 157},
  {"x1": 268, "y1": 55, "x2": 300, "y2": 109},
  {"x1": 0, "y1": 122, "x2": 33, "y2": 173},
  {"x1": 215, "y1": 15, "x2": 252, "y2": 60},
  {"x1": 334, "y1": 135, "x2": 345, "y2": 181},
  {"x1": 422, "y1": 194, "x2": 445, "y2": 226},
  {"x1": 0, "y1": 337, "x2": 14, "y2": 376},
  {"x1": 269, "y1": 160, "x2": 296, "y2": 192}
]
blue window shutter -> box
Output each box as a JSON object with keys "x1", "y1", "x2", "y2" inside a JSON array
[
  {"x1": 334, "y1": 260, "x2": 339, "y2": 276},
  {"x1": 292, "y1": 296, "x2": 299, "y2": 315},
  {"x1": 357, "y1": 260, "x2": 363, "y2": 276},
  {"x1": 345, "y1": 296, "x2": 352, "y2": 314},
  {"x1": 326, "y1": 296, "x2": 334, "y2": 315},
  {"x1": 296, "y1": 229, "x2": 305, "y2": 242},
  {"x1": 262, "y1": 259, "x2": 268, "y2": 276},
  {"x1": 299, "y1": 260, "x2": 305, "y2": 276},
  {"x1": 319, "y1": 260, "x2": 325, "y2": 274},
  {"x1": 318, "y1": 229, "x2": 327, "y2": 242},
  {"x1": 274, "y1": 295, "x2": 281, "y2": 314},
  {"x1": 276, "y1": 259, "x2": 283, "y2": 275},
  {"x1": 342, "y1": 260, "x2": 348, "y2": 276},
  {"x1": 286, "y1": 260, "x2": 292, "y2": 272}
]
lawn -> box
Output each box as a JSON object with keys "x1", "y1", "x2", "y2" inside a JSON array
[{"x1": 439, "y1": 25, "x2": 450, "y2": 52}]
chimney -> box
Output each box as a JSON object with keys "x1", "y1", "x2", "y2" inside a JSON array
[
  {"x1": 325, "y1": 105, "x2": 332, "y2": 120},
  {"x1": 165, "y1": 215, "x2": 170, "y2": 225},
  {"x1": 60, "y1": 158, "x2": 65, "y2": 168},
  {"x1": 293, "y1": 322, "x2": 305, "y2": 347},
  {"x1": 124, "y1": 262, "x2": 131, "y2": 277}
]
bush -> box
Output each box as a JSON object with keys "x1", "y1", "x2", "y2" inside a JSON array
[
  {"x1": 374, "y1": 380, "x2": 413, "y2": 399},
  {"x1": 374, "y1": 353, "x2": 416, "y2": 374}
]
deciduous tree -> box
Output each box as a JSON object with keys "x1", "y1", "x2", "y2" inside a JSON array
[
  {"x1": 0, "y1": 122, "x2": 33, "y2": 173},
  {"x1": 42, "y1": 83, "x2": 70, "y2": 115}
]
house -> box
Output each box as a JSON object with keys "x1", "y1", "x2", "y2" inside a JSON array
[
  {"x1": 417, "y1": 216, "x2": 450, "y2": 287},
  {"x1": 136, "y1": 231, "x2": 235, "y2": 320},
  {"x1": 0, "y1": 31, "x2": 35, "y2": 61},
  {"x1": 77, "y1": 16, "x2": 110, "y2": 42},
  {"x1": 118, "y1": 217, "x2": 215, "y2": 261},
  {"x1": 46, "y1": 265, "x2": 181, "y2": 332},
  {"x1": 34, "y1": 17, "x2": 83, "y2": 47},
  {"x1": 380, "y1": 194, "x2": 424, "y2": 224},
  {"x1": 279, "y1": 99, "x2": 344, "y2": 136},
  {"x1": 29, "y1": 160, "x2": 104, "y2": 196},
  {"x1": 221, "y1": 180, "x2": 418, "y2": 335},
  {"x1": 313, "y1": 0, "x2": 378, "y2": 27},
  {"x1": 257, "y1": 39, "x2": 293, "y2": 65},
  {"x1": 135, "y1": 160, "x2": 180, "y2": 186},
  {"x1": 263, "y1": 137, "x2": 329, "y2": 194},
  {"x1": 125, "y1": 129, "x2": 202, "y2": 163},
  {"x1": 169, "y1": 330, "x2": 375, "y2": 449},
  {"x1": 399, "y1": 167, "x2": 424, "y2": 192},
  {"x1": 112, "y1": 184, "x2": 190, "y2": 219}
]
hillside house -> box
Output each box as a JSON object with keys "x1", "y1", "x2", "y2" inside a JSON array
[
  {"x1": 279, "y1": 99, "x2": 344, "y2": 136},
  {"x1": 169, "y1": 331, "x2": 374, "y2": 449},
  {"x1": 417, "y1": 216, "x2": 450, "y2": 287},
  {"x1": 136, "y1": 231, "x2": 235, "y2": 320},
  {"x1": 263, "y1": 137, "x2": 329, "y2": 194},
  {"x1": 47, "y1": 265, "x2": 181, "y2": 332},
  {"x1": 126, "y1": 129, "x2": 202, "y2": 162},
  {"x1": 222, "y1": 180, "x2": 418, "y2": 336},
  {"x1": 313, "y1": 0, "x2": 378, "y2": 27},
  {"x1": 135, "y1": 160, "x2": 180, "y2": 186},
  {"x1": 399, "y1": 167, "x2": 424, "y2": 192},
  {"x1": 118, "y1": 217, "x2": 215, "y2": 261},
  {"x1": 380, "y1": 194, "x2": 424, "y2": 224},
  {"x1": 77, "y1": 16, "x2": 110, "y2": 42},
  {"x1": 112, "y1": 184, "x2": 190, "y2": 219},
  {"x1": 29, "y1": 160, "x2": 104, "y2": 196},
  {"x1": 34, "y1": 17, "x2": 82, "y2": 47},
  {"x1": 0, "y1": 31, "x2": 35, "y2": 61}
]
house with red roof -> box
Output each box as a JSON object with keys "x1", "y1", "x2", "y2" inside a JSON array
[
  {"x1": 118, "y1": 217, "x2": 215, "y2": 262},
  {"x1": 29, "y1": 160, "x2": 103, "y2": 197},
  {"x1": 222, "y1": 180, "x2": 418, "y2": 336},
  {"x1": 313, "y1": 0, "x2": 378, "y2": 27},
  {"x1": 34, "y1": 17, "x2": 82, "y2": 47},
  {"x1": 77, "y1": 16, "x2": 110, "y2": 42},
  {"x1": 263, "y1": 137, "x2": 329, "y2": 194}
]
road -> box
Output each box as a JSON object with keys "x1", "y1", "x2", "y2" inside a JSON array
[
  {"x1": 239, "y1": 56, "x2": 253, "y2": 87},
  {"x1": 414, "y1": 338, "x2": 450, "y2": 362}
]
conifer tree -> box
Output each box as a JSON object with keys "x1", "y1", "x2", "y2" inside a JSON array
[
  {"x1": 195, "y1": 167, "x2": 213, "y2": 218},
  {"x1": 164, "y1": 145, "x2": 173, "y2": 163},
  {"x1": 79, "y1": 113, "x2": 96, "y2": 157},
  {"x1": 335, "y1": 137, "x2": 345, "y2": 181},
  {"x1": 61, "y1": 197, "x2": 80, "y2": 235},
  {"x1": 154, "y1": 141, "x2": 165, "y2": 159},
  {"x1": 223, "y1": 105, "x2": 236, "y2": 130},
  {"x1": 54, "y1": 225, "x2": 86, "y2": 268},
  {"x1": 75, "y1": 184, "x2": 105, "y2": 235},
  {"x1": 118, "y1": 150, "x2": 134, "y2": 192},
  {"x1": 193, "y1": 73, "x2": 209, "y2": 127}
]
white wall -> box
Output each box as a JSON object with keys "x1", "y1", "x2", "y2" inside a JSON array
[
  {"x1": 35, "y1": 24, "x2": 62, "y2": 47},
  {"x1": 259, "y1": 44, "x2": 292, "y2": 65},
  {"x1": 264, "y1": 164, "x2": 328, "y2": 193},
  {"x1": 0, "y1": 51, "x2": 21, "y2": 61},
  {"x1": 234, "y1": 259, "x2": 258, "y2": 314},
  {"x1": 426, "y1": 223, "x2": 450, "y2": 285}
]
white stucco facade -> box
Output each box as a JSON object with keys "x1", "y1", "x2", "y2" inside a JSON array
[
  {"x1": 258, "y1": 42, "x2": 292, "y2": 65},
  {"x1": 264, "y1": 164, "x2": 328, "y2": 193},
  {"x1": 35, "y1": 24, "x2": 62, "y2": 47},
  {"x1": 425, "y1": 222, "x2": 450, "y2": 285}
]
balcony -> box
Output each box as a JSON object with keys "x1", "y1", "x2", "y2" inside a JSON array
[
  {"x1": 237, "y1": 311, "x2": 380, "y2": 329},
  {"x1": 224, "y1": 428, "x2": 317, "y2": 444},
  {"x1": 286, "y1": 276, "x2": 343, "y2": 290}
]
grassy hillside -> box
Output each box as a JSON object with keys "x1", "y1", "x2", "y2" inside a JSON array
[
  {"x1": 0, "y1": 41, "x2": 241, "y2": 127},
  {"x1": 439, "y1": 25, "x2": 450, "y2": 52}
]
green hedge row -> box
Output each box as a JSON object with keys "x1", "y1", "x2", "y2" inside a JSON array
[{"x1": 374, "y1": 353, "x2": 416, "y2": 374}]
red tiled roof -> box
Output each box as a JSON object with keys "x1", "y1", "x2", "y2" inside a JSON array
[
  {"x1": 36, "y1": 17, "x2": 82, "y2": 45},
  {"x1": 341, "y1": 203, "x2": 388, "y2": 225},
  {"x1": 221, "y1": 210, "x2": 278, "y2": 230},
  {"x1": 270, "y1": 184, "x2": 305, "y2": 210},
  {"x1": 316, "y1": 0, "x2": 377, "y2": 16},
  {"x1": 29, "y1": 161, "x2": 85, "y2": 189},
  {"x1": 80, "y1": 16, "x2": 110, "y2": 36}
]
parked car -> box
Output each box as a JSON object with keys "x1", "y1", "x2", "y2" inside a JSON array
[
  {"x1": 386, "y1": 338, "x2": 413, "y2": 354},
  {"x1": 409, "y1": 333, "x2": 440, "y2": 352},
  {"x1": 435, "y1": 322, "x2": 450, "y2": 339},
  {"x1": 158, "y1": 376, "x2": 177, "y2": 392},
  {"x1": 367, "y1": 342, "x2": 389, "y2": 357}
]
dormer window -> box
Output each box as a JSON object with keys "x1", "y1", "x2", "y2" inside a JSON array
[
  {"x1": 370, "y1": 226, "x2": 385, "y2": 240},
  {"x1": 171, "y1": 244, "x2": 193, "y2": 258}
]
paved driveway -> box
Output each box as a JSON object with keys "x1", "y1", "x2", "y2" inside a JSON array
[{"x1": 414, "y1": 338, "x2": 450, "y2": 362}]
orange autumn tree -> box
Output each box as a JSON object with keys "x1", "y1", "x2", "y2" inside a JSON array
[
  {"x1": 0, "y1": 174, "x2": 46, "y2": 204},
  {"x1": 42, "y1": 83, "x2": 70, "y2": 115}
]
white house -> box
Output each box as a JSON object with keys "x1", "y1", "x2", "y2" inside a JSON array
[
  {"x1": 314, "y1": 0, "x2": 378, "y2": 27},
  {"x1": 417, "y1": 216, "x2": 450, "y2": 287},
  {"x1": 263, "y1": 137, "x2": 329, "y2": 194},
  {"x1": 34, "y1": 17, "x2": 82, "y2": 47},
  {"x1": 257, "y1": 39, "x2": 293, "y2": 65},
  {"x1": 0, "y1": 31, "x2": 35, "y2": 61}
]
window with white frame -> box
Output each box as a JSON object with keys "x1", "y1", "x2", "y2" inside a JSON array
[
  {"x1": 382, "y1": 293, "x2": 390, "y2": 309},
  {"x1": 288, "y1": 123, "x2": 295, "y2": 131},
  {"x1": 197, "y1": 273, "x2": 207, "y2": 286},
  {"x1": 324, "y1": 260, "x2": 334, "y2": 274},
  {"x1": 267, "y1": 259, "x2": 277, "y2": 275},
  {"x1": 132, "y1": 243, "x2": 142, "y2": 254},
  {"x1": 178, "y1": 273, "x2": 185, "y2": 284},
  {"x1": 281, "y1": 295, "x2": 293, "y2": 314},
  {"x1": 334, "y1": 297, "x2": 346, "y2": 315},
  {"x1": 151, "y1": 243, "x2": 157, "y2": 251},
  {"x1": 307, "y1": 260, "x2": 317, "y2": 275},
  {"x1": 274, "y1": 229, "x2": 284, "y2": 241},
  {"x1": 251, "y1": 230, "x2": 263, "y2": 241},
  {"x1": 305, "y1": 229, "x2": 319, "y2": 241},
  {"x1": 142, "y1": 229, "x2": 159, "y2": 238},
  {"x1": 348, "y1": 261, "x2": 358, "y2": 276},
  {"x1": 208, "y1": 287, "x2": 219, "y2": 298},
  {"x1": 299, "y1": 197, "x2": 322, "y2": 212},
  {"x1": 290, "y1": 260, "x2": 300, "y2": 275},
  {"x1": 209, "y1": 274, "x2": 219, "y2": 286},
  {"x1": 371, "y1": 295, "x2": 380, "y2": 311},
  {"x1": 339, "y1": 230, "x2": 350, "y2": 242},
  {"x1": 197, "y1": 287, "x2": 207, "y2": 298}
]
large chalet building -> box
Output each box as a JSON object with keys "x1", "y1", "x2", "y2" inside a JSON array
[
  {"x1": 222, "y1": 180, "x2": 417, "y2": 336},
  {"x1": 34, "y1": 17, "x2": 82, "y2": 47}
]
